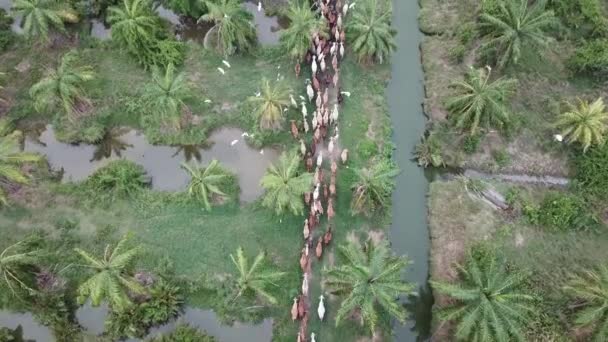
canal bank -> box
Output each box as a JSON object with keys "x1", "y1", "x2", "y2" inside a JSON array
[{"x1": 388, "y1": 0, "x2": 432, "y2": 340}]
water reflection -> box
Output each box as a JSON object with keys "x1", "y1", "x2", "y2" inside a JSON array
[{"x1": 23, "y1": 126, "x2": 279, "y2": 202}]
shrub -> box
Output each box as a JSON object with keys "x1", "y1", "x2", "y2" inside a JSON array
[
  {"x1": 357, "y1": 138, "x2": 378, "y2": 159},
  {"x1": 448, "y1": 44, "x2": 466, "y2": 63},
  {"x1": 0, "y1": 9, "x2": 14, "y2": 51},
  {"x1": 106, "y1": 280, "x2": 183, "y2": 339},
  {"x1": 573, "y1": 142, "x2": 608, "y2": 201},
  {"x1": 569, "y1": 39, "x2": 608, "y2": 75},
  {"x1": 462, "y1": 134, "x2": 482, "y2": 154},
  {"x1": 492, "y1": 149, "x2": 511, "y2": 167},
  {"x1": 526, "y1": 192, "x2": 598, "y2": 232},
  {"x1": 415, "y1": 133, "x2": 444, "y2": 167},
  {"x1": 83, "y1": 160, "x2": 149, "y2": 200},
  {"x1": 149, "y1": 324, "x2": 217, "y2": 341}
]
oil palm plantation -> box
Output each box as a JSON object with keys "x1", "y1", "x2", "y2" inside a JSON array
[
  {"x1": 555, "y1": 97, "x2": 608, "y2": 152},
  {"x1": 280, "y1": 1, "x2": 327, "y2": 62},
  {"x1": 75, "y1": 236, "x2": 145, "y2": 311},
  {"x1": 350, "y1": 159, "x2": 399, "y2": 216},
  {"x1": 430, "y1": 249, "x2": 535, "y2": 342},
  {"x1": 0, "y1": 239, "x2": 40, "y2": 295},
  {"x1": 0, "y1": 130, "x2": 42, "y2": 206},
  {"x1": 199, "y1": 0, "x2": 256, "y2": 55},
  {"x1": 446, "y1": 67, "x2": 516, "y2": 134},
  {"x1": 29, "y1": 51, "x2": 95, "y2": 117},
  {"x1": 260, "y1": 150, "x2": 312, "y2": 216},
  {"x1": 347, "y1": 0, "x2": 396, "y2": 64},
  {"x1": 142, "y1": 63, "x2": 191, "y2": 127},
  {"x1": 181, "y1": 159, "x2": 230, "y2": 211},
  {"x1": 480, "y1": 0, "x2": 556, "y2": 68},
  {"x1": 11, "y1": 0, "x2": 64, "y2": 41},
  {"x1": 108, "y1": 0, "x2": 161, "y2": 55},
  {"x1": 230, "y1": 247, "x2": 285, "y2": 304},
  {"x1": 564, "y1": 265, "x2": 608, "y2": 341},
  {"x1": 248, "y1": 78, "x2": 291, "y2": 131},
  {"x1": 324, "y1": 238, "x2": 415, "y2": 333}
]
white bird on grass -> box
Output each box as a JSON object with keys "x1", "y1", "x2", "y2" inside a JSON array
[
  {"x1": 242, "y1": 132, "x2": 250, "y2": 137},
  {"x1": 290, "y1": 94, "x2": 298, "y2": 107},
  {"x1": 343, "y1": 2, "x2": 349, "y2": 16},
  {"x1": 349, "y1": 2, "x2": 356, "y2": 9},
  {"x1": 299, "y1": 95, "x2": 306, "y2": 101},
  {"x1": 217, "y1": 67, "x2": 225, "y2": 75},
  {"x1": 222, "y1": 60, "x2": 231, "y2": 68},
  {"x1": 340, "y1": 90, "x2": 351, "y2": 97},
  {"x1": 204, "y1": 99, "x2": 212, "y2": 103},
  {"x1": 230, "y1": 139, "x2": 239, "y2": 146},
  {"x1": 260, "y1": 149, "x2": 264, "y2": 155},
  {"x1": 311, "y1": 332, "x2": 316, "y2": 342},
  {"x1": 554, "y1": 134, "x2": 563, "y2": 142},
  {"x1": 255, "y1": 91, "x2": 261, "y2": 97},
  {"x1": 257, "y1": 1, "x2": 262, "y2": 11},
  {"x1": 318, "y1": 295, "x2": 325, "y2": 320}
]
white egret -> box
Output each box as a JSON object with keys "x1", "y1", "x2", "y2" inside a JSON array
[
  {"x1": 222, "y1": 60, "x2": 231, "y2": 68},
  {"x1": 317, "y1": 295, "x2": 325, "y2": 320}
]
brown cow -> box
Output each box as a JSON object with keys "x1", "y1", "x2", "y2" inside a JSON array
[
  {"x1": 316, "y1": 238, "x2": 323, "y2": 259},
  {"x1": 291, "y1": 120, "x2": 299, "y2": 139},
  {"x1": 323, "y1": 225, "x2": 333, "y2": 245}
]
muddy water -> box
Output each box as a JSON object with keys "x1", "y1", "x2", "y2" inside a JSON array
[
  {"x1": 1, "y1": 304, "x2": 272, "y2": 341},
  {"x1": 388, "y1": 0, "x2": 433, "y2": 340},
  {"x1": 23, "y1": 126, "x2": 279, "y2": 202}
]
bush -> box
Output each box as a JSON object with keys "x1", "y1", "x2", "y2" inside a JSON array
[
  {"x1": 149, "y1": 324, "x2": 217, "y2": 342},
  {"x1": 462, "y1": 134, "x2": 482, "y2": 154},
  {"x1": 83, "y1": 160, "x2": 149, "y2": 201},
  {"x1": 525, "y1": 192, "x2": 598, "y2": 232},
  {"x1": 357, "y1": 138, "x2": 378, "y2": 159},
  {"x1": 448, "y1": 44, "x2": 466, "y2": 63},
  {"x1": 573, "y1": 142, "x2": 608, "y2": 201},
  {"x1": 0, "y1": 9, "x2": 14, "y2": 51},
  {"x1": 568, "y1": 39, "x2": 608, "y2": 75},
  {"x1": 492, "y1": 149, "x2": 511, "y2": 167},
  {"x1": 106, "y1": 280, "x2": 183, "y2": 340}
]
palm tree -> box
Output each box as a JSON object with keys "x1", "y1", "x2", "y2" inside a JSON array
[
  {"x1": 11, "y1": 0, "x2": 64, "y2": 41},
  {"x1": 324, "y1": 238, "x2": 415, "y2": 333},
  {"x1": 480, "y1": 0, "x2": 556, "y2": 68},
  {"x1": 564, "y1": 265, "x2": 608, "y2": 341},
  {"x1": 430, "y1": 249, "x2": 535, "y2": 342},
  {"x1": 108, "y1": 0, "x2": 160, "y2": 53},
  {"x1": 347, "y1": 0, "x2": 396, "y2": 64},
  {"x1": 446, "y1": 67, "x2": 516, "y2": 134},
  {"x1": 555, "y1": 97, "x2": 608, "y2": 152},
  {"x1": 0, "y1": 239, "x2": 39, "y2": 295},
  {"x1": 230, "y1": 247, "x2": 285, "y2": 304},
  {"x1": 29, "y1": 51, "x2": 95, "y2": 117},
  {"x1": 260, "y1": 150, "x2": 312, "y2": 216},
  {"x1": 350, "y1": 159, "x2": 399, "y2": 216},
  {"x1": 75, "y1": 236, "x2": 145, "y2": 311},
  {"x1": 142, "y1": 63, "x2": 191, "y2": 127},
  {"x1": 181, "y1": 159, "x2": 230, "y2": 211},
  {"x1": 280, "y1": 1, "x2": 327, "y2": 62},
  {"x1": 414, "y1": 133, "x2": 444, "y2": 167},
  {"x1": 199, "y1": 0, "x2": 256, "y2": 55},
  {"x1": 248, "y1": 78, "x2": 291, "y2": 131},
  {"x1": 0, "y1": 130, "x2": 41, "y2": 206}
]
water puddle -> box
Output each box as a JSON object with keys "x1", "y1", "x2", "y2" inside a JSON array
[
  {"x1": 0, "y1": 0, "x2": 23, "y2": 34},
  {"x1": 2, "y1": 305, "x2": 272, "y2": 341},
  {"x1": 242, "y1": 2, "x2": 285, "y2": 45},
  {"x1": 89, "y1": 19, "x2": 111, "y2": 40},
  {"x1": 0, "y1": 311, "x2": 53, "y2": 341},
  {"x1": 24, "y1": 126, "x2": 279, "y2": 202}
]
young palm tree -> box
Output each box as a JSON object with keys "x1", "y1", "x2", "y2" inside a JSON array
[
  {"x1": 11, "y1": 0, "x2": 64, "y2": 41},
  {"x1": 350, "y1": 159, "x2": 399, "y2": 216},
  {"x1": 230, "y1": 247, "x2": 285, "y2": 304},
  {"x1": 75, "y1": 236, "x2": 144, "y2": 311},
  {"x1": 0, "y1": 130, "x2": 41, "y2": 206},
  {"x1": 29, "y1": 51, "x2": 95, "y2": 117},
  {"x1": 280, "y1": 1, "x2": 327, "y2": 62},
  {"x1": 324, "y1": 238, "x2": 415, "y2": 333},
  {"x1": 181, "y1": 159, "x2": 230, "y2": 211},
  {"x1": 347, "y1": 0, "x2": 396, "y2": 64},
  {"x1": 260, "y1": 150, "x2": 312, "y2": 216},
  {"x1": 480, "y1": 0, "x2": 556, "y2": 68},
  {"x1": 430, "y1": 249, "x2": 535, "y2": 342},
  {"x1": 564, "y1": 265, "x2": 608, "y2": 341},
  {"x1": 0, "y1": 239, "x2": 39, "y2": 295},
  {"x1": 446, "y1": 67, "x2": 516, "y2": 134},
  {"x1": 555, "y1": 97, "x2": 608, "y2": 152},
  {"x1": 248, "y1": 78, "x2": 291, "y2": 131},
  {"x1": 199, "y1": 0, "x2": 256, "y2": 55},
  {"x1": 414, "y1": 133, "x2": 444, "y2": 167},
  {"x1": 142, "y1": 63, "x2": 191, "y2": 127},
  {"x1": 108, "y1": 0, "x2": 160, "y2": 53}
]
